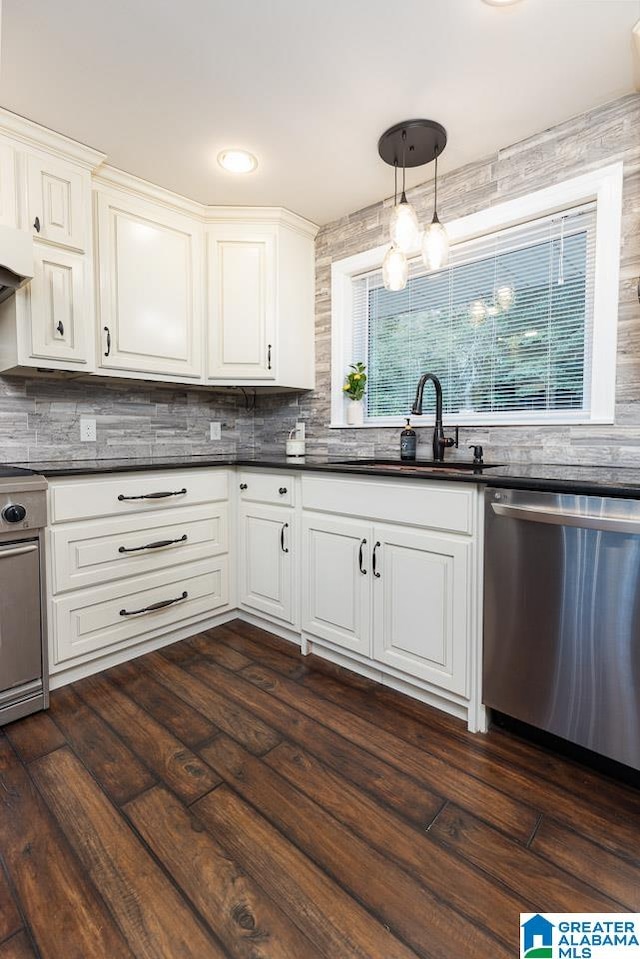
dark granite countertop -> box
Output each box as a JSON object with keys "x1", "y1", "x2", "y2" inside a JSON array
[{"x1": 8, "y1": 454, "x2": 640, "y2": 499}]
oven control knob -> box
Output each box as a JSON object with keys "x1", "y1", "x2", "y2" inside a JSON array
[{"x1": 2, "y1": 504, "x2": 26, "y2": 524}]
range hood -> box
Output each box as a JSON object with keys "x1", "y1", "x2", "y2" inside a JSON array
[{"x1": 0, "y1": 224, "x2": 33, "y2": 303}]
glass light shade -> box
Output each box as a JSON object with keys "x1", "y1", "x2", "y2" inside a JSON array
[
  {"x1": 469, "y1": 299, "x2": 487, "y2": 326},
  {"x1": 389, "y1": 199, "x2": 420, "y2": 253},
  {"x1": 382, "y1": 245, "x2": 408, "y2": 292},
  {"x1": 421, "y1": 218, "x2": 450, "y2": 271},
  {"x1": 496, "y1": 283, "x2": 515, "y2": 310}
]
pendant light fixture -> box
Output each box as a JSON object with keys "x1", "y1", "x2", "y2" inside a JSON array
[
  {"x1": 378, "y1": 119, "x2": 448, "y2": 291},
  {"x1": 421, "y1": 146, "x2": 450, "y2": 271}
]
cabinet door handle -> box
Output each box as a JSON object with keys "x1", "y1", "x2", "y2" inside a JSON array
[
  {"x1": 118, "y1": 488, "x2": 187, "y2": 501},
  {"x1": 278, "y1": 487, "x2": 287, "y2": 495},
  {"x1": 281, "y1": 522, "x2": 289, "y2": 554},
  {"x1": 239, "y1": 483, "x2": 248, "y2": 491},
  {"x1": 56, "y1": 320, "x2": 64, "y2": 337},
  {"x1": 372, "y1": 541, "x2": 381, "y2": 578},
  {"x1": 119, "y1": 534, "x2": 187, "y2": 554},
  {"x1": 33, "y1": 216, "x2": 41, "y2": 233},
  {"x1": 104, "y1": 326, "x2": 111, "y2": 357},
  {"x1": 267, "y1": 344, "x2": 272, "y2": 370},
  {"x1": 358, "y1": 537, "x2": 367, "y2": 575},
  {"x1": 120, "y1": 590, "x2": 188, "y2": 616}
]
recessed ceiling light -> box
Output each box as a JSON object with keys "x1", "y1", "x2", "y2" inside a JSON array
[
  {"x1": 217, "y1": 149, "x2": 258, "y2": 174},
  {"x1": 482, "y1": 0, "x2": 523, "y2": 5}
]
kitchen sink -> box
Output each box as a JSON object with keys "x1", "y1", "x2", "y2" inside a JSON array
[{"x1": 333, "y1": 459, "x2": 501, "y2": 473}]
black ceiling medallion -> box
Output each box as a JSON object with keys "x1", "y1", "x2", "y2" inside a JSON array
[{"x1": 378, "y1": 119, "x2": 447, "y2": 169}]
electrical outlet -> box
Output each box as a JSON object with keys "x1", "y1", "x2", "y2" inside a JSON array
[
  {"x1": 295, "y1": 421, "x2": 306, "y2": 441},
  {"x1": 80, "y1": 417, "x2": 97, "y2": 442},
  {"x1": 209, "y1": 422, "x2": 221, "y2": 441}
]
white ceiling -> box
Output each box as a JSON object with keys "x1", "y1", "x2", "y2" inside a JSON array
[{"x1": 1, "y1": 0, "x2": 638, "y2": 225}]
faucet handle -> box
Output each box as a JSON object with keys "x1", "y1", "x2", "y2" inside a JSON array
[
  {"x1": 469, "y1": 444, "x2": 484, "y2": 464},
  {"x1": 444, "y1": 426, "x2": 459, "y2": 449}
]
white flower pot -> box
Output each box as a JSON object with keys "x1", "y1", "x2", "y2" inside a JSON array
[{"x1": 346, "y1": 399, "x2": 364, "y2": 427}]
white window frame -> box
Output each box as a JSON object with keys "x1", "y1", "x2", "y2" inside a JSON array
[{"x1": 330, "y1": 162, "x2": 623, "y2": 428}]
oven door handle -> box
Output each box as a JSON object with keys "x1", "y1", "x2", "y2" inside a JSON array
[
  {"x1": 492, "y1": 502, "x2": 640, "y2": 535},
  {"x1": 0, "y1": 544, "x2": 39, "y2": 559}
]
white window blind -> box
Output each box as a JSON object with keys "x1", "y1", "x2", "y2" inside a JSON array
[{"x1": 351, "y1": 204, "x2": 597, "y2": 423}]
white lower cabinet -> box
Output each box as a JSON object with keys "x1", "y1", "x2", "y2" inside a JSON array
[
  {"x1": 46, "y1": 469, "x2": 233, "y2": 679},
  {"x1": 300, "y1": 474, "x2": 480, "y2": 723},
  {"x1": 302, "y1": 513, "x2": 371, "y2": 656},
  {"x1": 52, "y1": 557, "x2": 228, "y2": 667},
  {"x1": 371, "y1": 524, "x2": 469, "y2": 696},
  {"x1": 238, "y1": 504, "x2": 295, "y2": 626}
]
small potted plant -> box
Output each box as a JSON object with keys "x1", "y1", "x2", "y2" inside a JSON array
[{"x1": 342, "y1": 362, "x2": 367, "y2": 426}]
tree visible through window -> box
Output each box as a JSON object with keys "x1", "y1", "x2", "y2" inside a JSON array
[{"x1": 353, "y1": 206, "x2": 595, "y2": 422}]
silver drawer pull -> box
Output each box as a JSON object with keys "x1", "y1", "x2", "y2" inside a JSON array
[
  {"x1": 120, "y1": 591, "x2": 188, "y2": 616},
  {"x1": 118, "y1": 534, "x2": 187, "y2": 554},
  {"x1": 118, "y1": 488, "x2": 187, "y2": 502}
]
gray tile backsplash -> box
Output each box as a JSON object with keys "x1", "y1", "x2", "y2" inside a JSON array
[
  {"x1": 0, "y1": 375, "x2": 254, "y2": 463},
  {"x1": 3, "y1": 94, "x2": 639, "y2": 468}
]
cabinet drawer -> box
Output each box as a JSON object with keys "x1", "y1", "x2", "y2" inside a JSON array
[
  {"x1": 301, "y1": 475, "x2": 474, "y2": 536},
  {"x1": 50, "y1": 503, "x2": 227, "y2": 593},
  {"x1": 49, "y1": 469, "x2": 228, "y2": 523},
  {"x1": 238, "y1": 471, "x2": 294, "y2": 506},
  {"x1": 51, "y1": 557, "x2": 228, "y2": 667}
]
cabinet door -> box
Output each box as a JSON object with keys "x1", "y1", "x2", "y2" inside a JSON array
[
  {"x1": 207, "y1": 225, "x2": 275, "y2": 380},
  {"x1": 27, "y1": 244, "x2": 90, "y2": 365},
  {"x1": 302, "y1": 512, "x2": 371, "y2": 656},
  {"x1": 238, "y1": 504, "x2": 294, "y2": 625},
  {"x1": 372, "y1": 524, "x2": 469, "y2": 696},
  {"x1": 97, "y1": 190, "x2": 203, "y2": 379},
  {"x1": 0, "y1": 140, "x2": 17, "y2": 227},
  {"x1": 27, "y1": 153, "x2": 86, "y2": 250}
]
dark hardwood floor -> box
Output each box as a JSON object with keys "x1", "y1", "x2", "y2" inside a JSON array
[{"x1": 1, "y1": 619, "x2": 639, "y2": 958}]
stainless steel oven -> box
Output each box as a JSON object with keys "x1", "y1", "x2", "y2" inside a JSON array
[
  {"x1": 484, "y1": 487, "x2": 640, "y2": 771},
  {"x1": 0, "y1": 471, "x2": 48, "y2": 725}
]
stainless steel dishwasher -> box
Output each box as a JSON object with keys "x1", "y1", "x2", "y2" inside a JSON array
[
  {"x1": 484, "y1": 487, "x2": 640, "y2": 771},
  {"x1": 0, "y1": 470, "x2": 49, "y2": 725}
]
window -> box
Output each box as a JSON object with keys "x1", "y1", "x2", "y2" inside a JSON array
[{"x1": 331, "y1": 164, "x2": 623, "y2": 427}]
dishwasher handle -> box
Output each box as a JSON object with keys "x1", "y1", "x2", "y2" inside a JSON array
[
  {"x1": 492, "y1": 502, "x2": 640, "y2": 536},
  {"x1": 0, "y1": 543, "x2": 39, "y2": 559}
]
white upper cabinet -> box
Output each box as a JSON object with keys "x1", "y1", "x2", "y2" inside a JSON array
[
  {"x1": 0, "y1": 139, "x2": 17, "y2": 227},
  {"x1": 95, "y1": 186, "x2": 204, "y2": 381},
  {"x1": 206, "y1": 212, "x2": 317, "y2": 389},
  {"x1": 25, "y1": 244, "x2": 90, "y2": 366},
  {"x1": 207, "y1": 225, "x2": 276, "y2": 381},
  {"x1": 0, "y1": 118, "x2": 102, "y2": 374},
  {"x1": 27, "y1": 152, "x2": 88, "y2": 251}
]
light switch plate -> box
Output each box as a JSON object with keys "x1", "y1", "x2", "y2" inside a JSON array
[
  {"x1": 80, "y1": 417, "x2": 97, "y2": 442},
  {"x1": 210, "y1": 422, "x2": 222, "y2": 441},
  {"x1": 295, "y1": 421, "x2": 306, "y2": 441}
]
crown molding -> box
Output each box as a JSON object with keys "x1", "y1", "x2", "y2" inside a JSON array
[
  {"x1": 0, "y1": 107, "x2": 106, "y2": 170},
  {"x1": 204, "y1": 205, "x2": 319, "y2": 238},
  {"x1": 0, "y1": 108, "x2": 319, "y2": 235},
  {"x1": 93, "y1": 165, "x2": 206, "y2": 219},
  {"x1": 95, "y1": 169, "x2": 319, "y2": 237}
]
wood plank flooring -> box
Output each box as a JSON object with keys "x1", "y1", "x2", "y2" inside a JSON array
[{"x1": 1, "y1": 619, "x2": 639, "y2": 958}]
